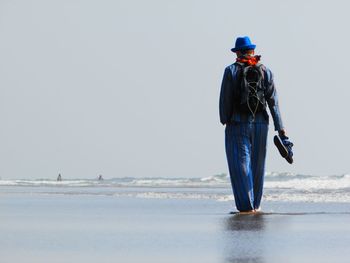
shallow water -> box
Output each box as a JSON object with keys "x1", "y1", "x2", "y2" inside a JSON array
[{"x1": 1, "y1": 189, "x2": 350, "y2": 263}]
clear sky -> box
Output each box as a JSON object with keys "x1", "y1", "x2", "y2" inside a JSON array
[{"x1": 0, "y1": 0, "x2": 349, "y2": 179}]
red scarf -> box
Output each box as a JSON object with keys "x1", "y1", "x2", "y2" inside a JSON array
[{"x1": 236, "y1": 55, "x2": 261, "y2": 66}]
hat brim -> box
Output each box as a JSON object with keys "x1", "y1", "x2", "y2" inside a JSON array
[{"x1": 231, "y1": 44, "x2": 256, "y2": 52}]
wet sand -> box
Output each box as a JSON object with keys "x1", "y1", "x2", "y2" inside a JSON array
[{"x1": 1, "y1": 193, "x2": 350, "y2": 263}]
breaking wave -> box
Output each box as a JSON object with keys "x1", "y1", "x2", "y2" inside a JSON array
[{"x1": 1, "y1": 172, "x2": 350, "y2": 203}]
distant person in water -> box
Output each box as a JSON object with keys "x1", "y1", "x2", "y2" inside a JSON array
[
  {"x1": 98, "y1": 175, "x2": 103, "y2": 181},
  {"x1": 219, "y1": 36, "x2": 287, "y2": 213},
  {"x1": 57, "y1": 174, "x2": 62, "y2": 181}
]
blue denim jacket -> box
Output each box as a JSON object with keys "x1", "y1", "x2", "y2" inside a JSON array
[{"x1": 219, "y1": 63, "x2": 284, "y2": 131}]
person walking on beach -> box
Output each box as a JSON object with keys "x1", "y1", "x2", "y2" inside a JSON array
[{"x1": 219, "y1": 36, "x2": 286, "y2": 213}]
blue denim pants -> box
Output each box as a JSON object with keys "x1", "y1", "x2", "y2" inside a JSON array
[{"x1": 225, "y1": 122, "x2": 268, "y2": 211}]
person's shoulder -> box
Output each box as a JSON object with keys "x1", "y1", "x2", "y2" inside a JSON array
[
  {"x1": 259, "y1": 63, "x2": 273, "y2": 81},
  {"x1": 224, "y1": 63, "x2": 238, "y2": 76},
  {"x1": 257, "y1": 62, "x2": 271, "y2": 71},
  {"x1": 225, "y1": 63, "x2": 236, "y2": 71}
]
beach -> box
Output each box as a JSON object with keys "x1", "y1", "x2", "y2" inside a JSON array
[
  {"x1": 1, "y1": 1, "x2": 350, "y2": 262},
  {"x1": 1, "y1": 179, "x2": 350, "y2": 263}
]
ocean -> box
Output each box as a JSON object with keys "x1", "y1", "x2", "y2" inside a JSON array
[
  {"x1": 1, "y1": 172, "x2": 350, "y2": 263},
  {"x1": 1, "y1": 172, "x2": 350, "y2": 203}
]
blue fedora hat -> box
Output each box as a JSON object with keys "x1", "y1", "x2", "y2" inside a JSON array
[{"x1": 231, "y1": 36, "x2": 256, "y2": 52}]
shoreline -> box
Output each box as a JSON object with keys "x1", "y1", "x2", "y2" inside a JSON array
[{"x1": 1, "y1": 194, "x2": 350, "y2": 262}]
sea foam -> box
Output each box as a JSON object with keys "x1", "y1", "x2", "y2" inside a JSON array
[{"x1": 1, "y1": 173, "x2": 350, "y2": 203}]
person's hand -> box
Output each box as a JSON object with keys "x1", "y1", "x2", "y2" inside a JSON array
[{"x1": 278, "y1": 128, "x2": 287, "y2": 137}]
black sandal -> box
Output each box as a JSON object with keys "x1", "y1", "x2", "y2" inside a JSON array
[{"x1": 274, "y1": 135, "x2": 294, "y2": 164}]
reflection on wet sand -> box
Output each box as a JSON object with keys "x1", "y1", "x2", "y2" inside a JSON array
[
  {"x1": 226, "y1": 257, "x2": 263, "y2": 263},
  {"x1": 223, "y1": 214, "x2": 266, "y2": 263},
  {"x1": 226, "y1": 213, "x2": 266, "y2": 231}
]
